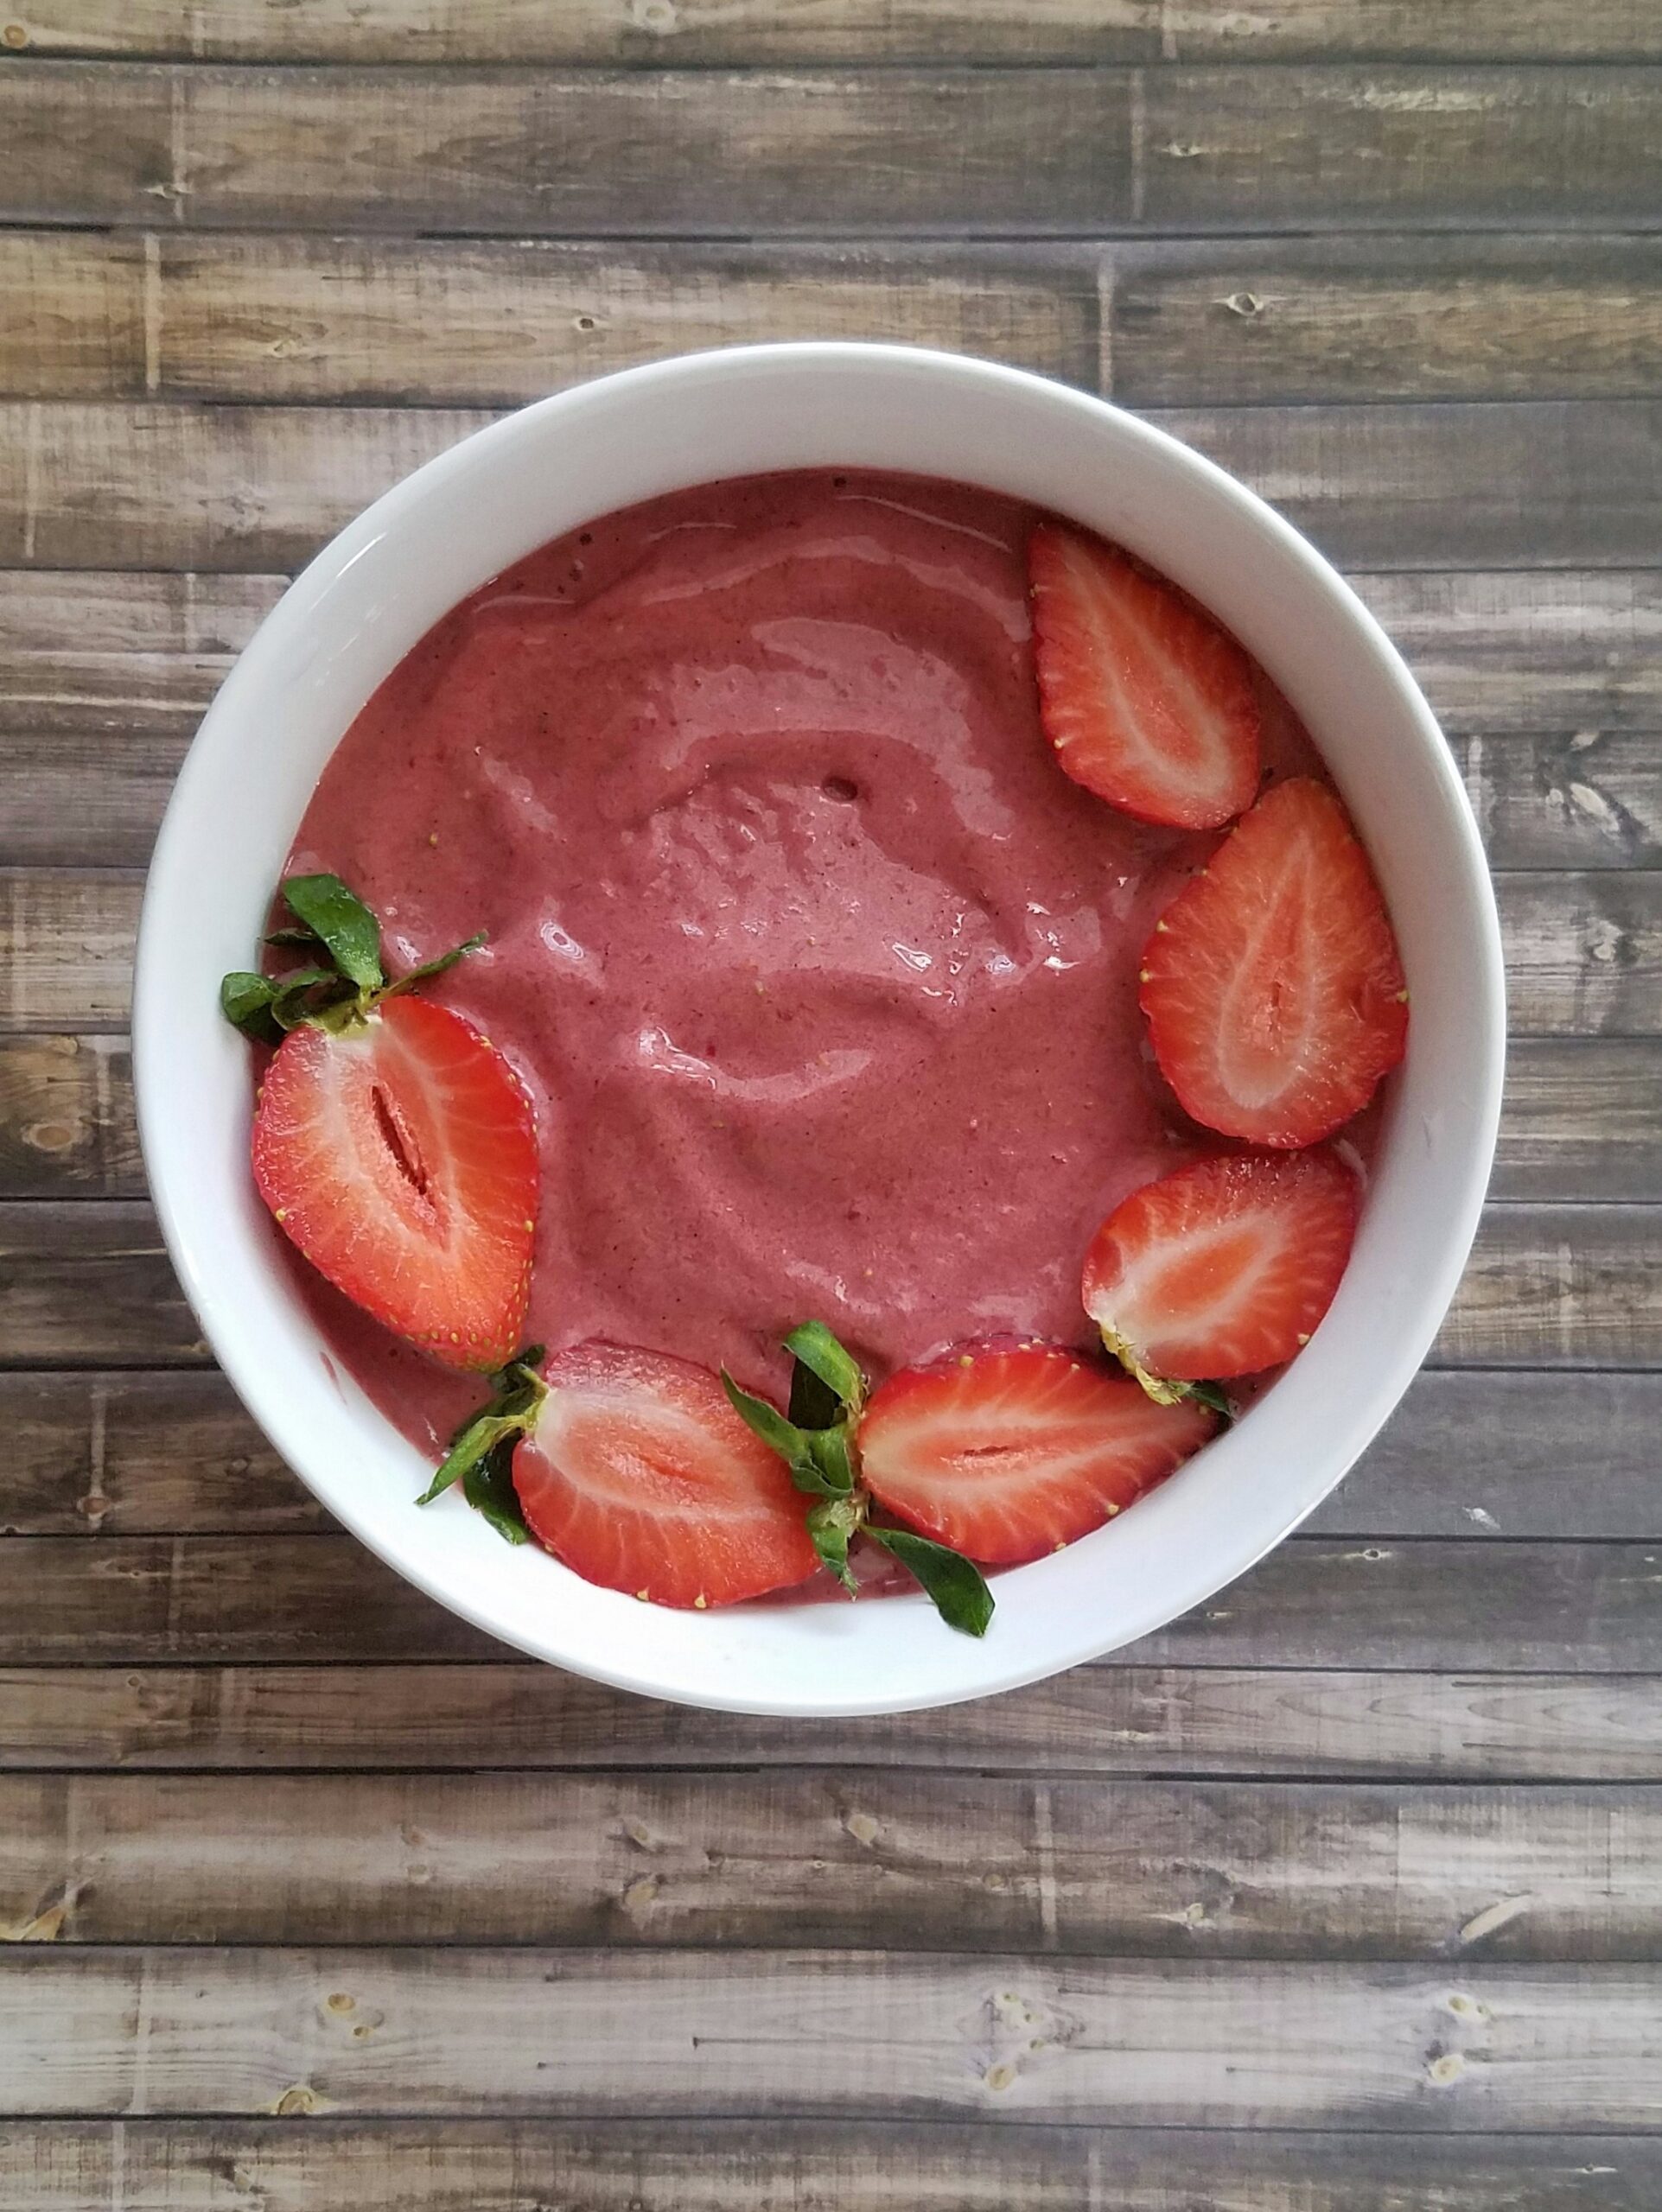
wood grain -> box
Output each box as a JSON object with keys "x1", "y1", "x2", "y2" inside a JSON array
[
  {"x1": 0, "y1": 1531, "x2": 1653, "y2": 1670},
  {"x1": 1139, "y1": 67, "x2": 1662, "y2": 233},
  {"x1": 15, "y1": 229, "x2": 1662, "y2": 409},
  {"x1": 1112, "y1": 236, "x2": 1662, "y2": 405},
  {"x1": 1, "y1": 1662, "x2": 1658, "y2": 1780},
  {"x1": 1, "y1": 1946, "x2": 1659, "y2": 2124},
  {"x1": 0, "y1": 571, "x2": 280, "y2": 735},
  {"x1": 5, "y1": 2120, "x2": 1659, "y2": 2212},
  {"x1": 6, "y1": 64, "x2": 1660, "y2": 236},
  {"x1": 0, "y1": 232, "x2": 1099, "y2": 407},
  {"x1": 3, "y1": 402, "x2": 1659, "y2": 570},
  {"x1": 1, "y1": 1770, "x2": 1656, "y2": 1960},
  {"x1": 5, "y1": 1365, "x2": 1660, "y2": 1541},
  {"x1": 18, "y1": 0, "x2": 1662, "y2": 65}
]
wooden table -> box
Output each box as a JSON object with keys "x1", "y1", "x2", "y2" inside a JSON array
[{"x1": 3, "y1": 4, "x2": 1660, "y2": 2205}]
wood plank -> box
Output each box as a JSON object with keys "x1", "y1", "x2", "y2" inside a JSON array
[
  {"x1": 4, "y1": 1033, "x2": 1659, "y2": 1206},
  {"x1": 1140, "y1": 67, "x2": 1662, "y2": 233},
  {"x1": 6, "y1": 65, "x2": 1660, "y2": 236},
  {"x1": 1312, "y1": 1369, "x2": 1662, "y2": 1540},
  {"x1": 0, "y1": 1531, "x2": 1653, "y2": 1671},
  {"x1": 1, "y1": 1946, "x2": 1659, "y2": 2125},
  {"x1": 0, "y1": 1036, "x2": 137, "y2": 1198},
  {"x1": 1454, "y1": 732, "x2": 1662, "y2": 873},
  {"x1": 0, "y1": 1204, "x2": 206, "y2": 1367},
  {"x1": 0, "y1": 729, "x2": 181, "y2": 867},
  {"x1": 162, "y1": 238, "x2": 1098, "y2": 411},
  {"x1": 17, "y1": 230, "x2": 1662, "y2": 412},
  {"x1": 0, "y1": 571, "x2": 281, "y2": 736},
  {"x1": 1494, "y1": 874, "x2": 1662, "y2": 1038},
  {"x1": 2, "y1": 1370, "x2": 313, "y2": 1536},
  {"x1": 1, "y1": 65, "x2": 1140, "y2": 237},
  {"x1": 8, "y1": 868, "x2": 1659, "y2": 1037},
  {"x1": 11, "y1": 721, "x2": 1662, "y2": 872},
  {"x1": 6, "y1": 1366, "x2": 1659, "y2": 1541},
  {"x1": 1352, "y1": 571, "x2": 1662, "y2": 737},
  {"x1": 5, "y1": 401, "x2": 1657, "y2": 574},
  {"x1": 1113, "y1": 236, "x2": 1662, "y2": 405},
  {"x1": 2, "y1": 1195, "x2": 1658, "y2": 1370},
  {"x1": 12, "y1": 0, "x2": 1662, "y2": 66},
  {"x1": 1492, "y1": 1039, "x2": 1662, "y2": 1202},
  {"x1": 1, "y1": 1662, "x2": 1658, "y2": 1781},
  {"x1": 1437, "y1": 1204, "x2": 1662, "y2": 1370},
  {"x1": 1156, "y1": 402, "x2": 1662, "y2": 572},
  {"x1": 6, "y1": 2120, "x2": 1659, "y2": 2212},
  {"x1": 1, "y1": 1770, "x2": 1657, "y2": 1960}
]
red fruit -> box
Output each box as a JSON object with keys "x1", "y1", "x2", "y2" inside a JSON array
[
  {"x1": 1140, "y1": 776, "x2": 1407, "y2": 1147},
  {"x1": 1028, "y1": 522, "x2": 1260, "y2": 830},
  {"x1": 252, "y1": 995, "x2": 537, "y2": 1370},
  {"x1": 1082, "y1": 1149, "x2": 1360, "y2": 1394},
  {"x1": 858, "y1": 1344, "x2": 1215, "y2": 1567},
  {"x1": 513, "y1": 1342, "x2": 820, "y2": 1609}
]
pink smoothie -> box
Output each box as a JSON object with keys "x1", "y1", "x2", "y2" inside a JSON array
[{"x1": 281, "y1": 469, "x2": 1329, "y2": 1451}]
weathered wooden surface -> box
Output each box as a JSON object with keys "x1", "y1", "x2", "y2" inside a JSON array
[
  {"x1": 1, "y1": 6, "x2": 1656, "y2": 2203},
  {"x1": 7, "y1": 2122, "x2": 1662, "y2": 2212}
]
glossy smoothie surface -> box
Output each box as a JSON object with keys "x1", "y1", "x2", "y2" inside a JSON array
[{"x1": 284, "y1": 469, "x2": 1324, "y2": 1445}]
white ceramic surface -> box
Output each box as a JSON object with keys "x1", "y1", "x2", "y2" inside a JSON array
[{"x1": 133, "y1": 343, "x2": 1505, "y2": 1717}]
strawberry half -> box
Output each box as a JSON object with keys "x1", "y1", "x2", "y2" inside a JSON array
[
  {"x1": 1028, "y1": 522, "x2": 1260, "y2": 830},
  {"x1": 252, "y1": 994, "x2": 537, "y2": 1371},
  {"x1": 1082, "y1": 1149, "x2": 1360, "y2": 1397},
  {"x1": 1140, "y1": 776, "x2": 1408, "y2": 1147},
  {"x1": 513, "y1": 1341, "x2": 821, "y2": 1608},
  {"x1": 858, "y1": 1344, "x2": 1216, "y2": 1567}
]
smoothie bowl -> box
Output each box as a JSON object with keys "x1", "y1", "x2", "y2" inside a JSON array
[{"x1": 133, "y1": 345, "x2": 1504, "y2": 1716}]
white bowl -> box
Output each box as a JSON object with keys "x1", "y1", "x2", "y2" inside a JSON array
[{"x1": 134, "y1": 343, "x2": 1505, "y2": 1718}]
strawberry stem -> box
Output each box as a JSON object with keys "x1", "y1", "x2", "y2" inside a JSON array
[
  {"x1": 417, "y1": 1346, "x2": 546, "y2": 1541},
  {"x1": 220, "y1": 874, "x2": 487, "y2": 1045},
  {"x1": 732, "y1": 1322, "x2": 995, "y2": 1636}
]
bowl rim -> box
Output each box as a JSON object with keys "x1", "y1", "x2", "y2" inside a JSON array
[{"x1": 133, "y1": 340, "x2": 1506, "y2": 1716}]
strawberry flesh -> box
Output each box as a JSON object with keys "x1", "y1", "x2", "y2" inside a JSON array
[
  {"x1": 513, "y1": 1341, "x2": 821, "y2": 1608},
  {"x1": 1028, "y1": 522, "x2": 1261, "y2": 830},
  {"x1": 1140, "y1": 776, "x2": 1407, "y2": 1147},
  {"x1": 859, "y1": 1344, "x2": 1216, "y2": 1567},
  {"x1": 252, "y1": 994, "x2": 537, "y2": 1371},
  {"x1": 1083, "y1": 1148, "x2": 1360, "y2": 1389}
]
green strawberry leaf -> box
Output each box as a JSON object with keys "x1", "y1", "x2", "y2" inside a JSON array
[
  {"x1": 281, "y1": 872, "x2": 385, "y2": 992},
  {"x1": 806, "y1": 1492, "x2": 863, "y2": 1594},
  {"x1": 719, "y1": 1371, "x2": 844, "y2": 1497},
  {"x1": 269, "y1": 965, "x2": 356, "y2": 1031},
  {"x1": 806, "y1": 1422, "x2": 857, "y2": 1498},
  {"x1": 379, "y1": 931, "x2": 487, "y2": 1001},
  {"x1": 868, "y1": 1525, "x2": 994, "y2": 1638},
  {"x1": 219, "y1": 971, "x2": 283, "y2": 1046},
  {"x1": 1186, "y1": 1379, "x2": 1235, "y2": 1421},
  {"x1": 264, "y1": 925, "x2": 324, "y2": 950},
  {"x1": 788, "y1": 1357, "x2": 844, "y2": 1431},
  {"x1": 784, "y1": 1319, "x2": 866, "y2": 1416},
  {"x1": 463, "y1": 1437, "x2": 530, "y2": 1545},
  {"x1": 417, "y1": 1346, "x2": 546, "y2": 1508}
]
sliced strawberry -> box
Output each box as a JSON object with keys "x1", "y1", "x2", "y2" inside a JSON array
[
  {"x1": 513, "y1": 1341, "x2": 821, "y2": 1608},
  {"x1": 1140, "y1": 776, "x2": 1407, "y2": 1147},
  {"x1": 1083, "y1": 1149, "x2": 1360, "y2": 1395},
  {"x1": 252, "y1": 994, "x2": 537, "y2": 1370},
  {"x1": 1028, "y1": 522, "x2": 1260, "y2": 830},
  {"x1": 858, "y1": 1344, "x2": 1215, "y2": 1567}
]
